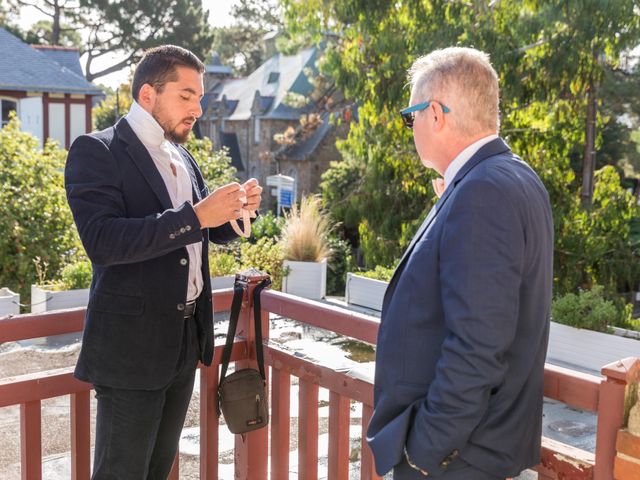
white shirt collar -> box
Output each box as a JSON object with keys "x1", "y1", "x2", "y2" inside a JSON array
[
  {"x1": 443, "y1": 134, "x2": 499, "y2": 189},
  {"x1": 125, "y1": 100, "x2": 166, "y2": 149}
]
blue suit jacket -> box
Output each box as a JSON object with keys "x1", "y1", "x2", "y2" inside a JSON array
[
  {"x1": 65, "y1": 119, "x2": 242, "y2": 390},
  {"x1": 366, "y1": 138, "x2": 554, "y2": 478}
]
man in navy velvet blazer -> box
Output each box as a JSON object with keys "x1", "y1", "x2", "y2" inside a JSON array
[
  {"x1": 367, "y1": 47, "x2": 554, "y2": 479},
  {"x1": 65, "y1": 45, "x2": 262, "y2": 479}
]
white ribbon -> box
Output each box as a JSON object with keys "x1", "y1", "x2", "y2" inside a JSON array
[{"x1": 230, "y1": 195, "x2": 252, "y2": 238}]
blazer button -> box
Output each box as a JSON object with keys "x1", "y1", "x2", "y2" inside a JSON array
[
  {"x1": 185, "y1": 225, "x2": 192, "y2": 231},
  {"x1": 169, "y1": 233, "x2": 176, "y2": 239},
  {"x1": 180, "y1": 258, "x2": 188, "y2": 266},
  {"x1": 177, "y1": 303, "x2": 185, "y2": 311},
  {"x1": 180, "y1": 227, "x2": 186, "y2": 233}
]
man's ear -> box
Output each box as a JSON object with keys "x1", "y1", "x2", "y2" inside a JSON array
[
  {"x1": 432, "y1": 103, "x2": 446, "y2": 132},
  {"x1": 137, "y1": 83, "x2": 155, "y2": 109}
]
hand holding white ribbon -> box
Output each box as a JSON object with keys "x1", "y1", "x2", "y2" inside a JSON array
[
  {"x1": 229, "y1": 195, "x2": 254, "y2": 238},
  {"x1": 228, "y1": 178, "x2": 262, "y2": 238}
]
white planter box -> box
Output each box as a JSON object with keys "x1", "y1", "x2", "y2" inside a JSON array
[
  {"x1": 31, "y1": 285, "x2": 90, "y2": 313},
  {"x1": 0, "y1": 287, "x2": 20, "y2": 316},
  {"x1": 345, "y1": 273, "x2": 389, "y2": 312},
  {"x1": 211, "y1": 275, "x2": 235, "y2": 290},
  {"x1": 282, "y1": 259, "x2": 327, "y2": 300}
]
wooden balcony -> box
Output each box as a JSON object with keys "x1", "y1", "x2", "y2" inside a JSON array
[{"x1": 0, "y1": 273, "x2": 638, "y2": 479}]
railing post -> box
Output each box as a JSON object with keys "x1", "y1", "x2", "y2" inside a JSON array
[
  {"x1": 271, "y1": 368, "x2": 291, "y2": 479},
  {"x1": 70, "y1": 391, "x2": 91, "y2": 480},
  {"x1": 21, "y1": 400, "x2": 42, "y2": 480},
  {"x1": 299, "y1": 379, "x2": 319, "y2": 480},
  {"x1": 167, "y1": 454, "x2": 179, "y2": 480},
  {"x1": 597, "y1": 357, "x2": 640, "y2": 480},
  {"x1": 200, "y1": 363, "x2": 219, "y2": 480},
  {"x1": 611, "y1": 358, "x2": 640, "y2": 480},
  {"x1": 361, "y1": 404, "x2": 382, "y2": 480},
  {"x1": 328, "y1": 391, "x2": 350, "y2": 480},
  {"x1": 234, "y1": 271, "x2": 270, "y2": 480}
]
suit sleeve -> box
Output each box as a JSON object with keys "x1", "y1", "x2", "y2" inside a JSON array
[
  {"x1": 406, "y1": 177, "x2": 525, "y2": 472},
  {"x1": 65, "y1": 134, "x2": 204, "y2": 266}
]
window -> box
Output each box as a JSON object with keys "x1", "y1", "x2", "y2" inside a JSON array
[
  {"x1": 267, "y1": 72, "x2": 280, "y2": 84},
  {"x1": 1, "y1": 99, "x2": 17, "y2": 127}
]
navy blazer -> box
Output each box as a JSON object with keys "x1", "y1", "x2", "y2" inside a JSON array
[
  {"x1": 65, "y1": 119, "x2": 241, "y2": 390},
  {"x1": 367, "y1": 138, "x2": 554, "y2": 478}
]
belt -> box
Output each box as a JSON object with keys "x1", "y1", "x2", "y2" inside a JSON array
[{"x1": 184, "y1": 301, "x2": 196, "y2": 318}]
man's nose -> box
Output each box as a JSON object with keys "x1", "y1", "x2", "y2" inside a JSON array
[{"x1": 191, "y1": 100, "x2": 202, "y2": 119}]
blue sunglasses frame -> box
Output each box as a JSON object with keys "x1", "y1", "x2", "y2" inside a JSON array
[{"x1": 400, "y1": 101, "x2": 450, "y2": 128}]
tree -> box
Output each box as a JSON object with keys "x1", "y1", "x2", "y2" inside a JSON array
[
  {"x1": 0, "y1": 116, "x2": 83, "y2": 301},
  {"x1": 283, "y1": 0, "x2": 640, "y2": 296},
  {"x1": 211, "y1": 0, "x2": 283, "y2": 76},
  {"x1": 23, "y1": 19, "x2": 83, "y2": 48},
  {"x1": 0, "y1": 2, "x2": 28, "y2": 39},
  {"x1": 8, "y1": 0, "x2": 81, "y2": 46},
  {"x1": 92, "y1": 82, "x2": 133, "y2": 131},
  {"x1": 9, "y1": 0, "x2": 215, "y2": 83},
  {"x1": 79, "y1": 0, "x2": 214, "y2": 82}
]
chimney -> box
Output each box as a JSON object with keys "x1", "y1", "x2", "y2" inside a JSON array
[{"x1": 263, "y1": 31, "x2": 279, "y2": 59}]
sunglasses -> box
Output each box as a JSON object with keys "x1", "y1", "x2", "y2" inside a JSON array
[{"x1": 400, "y1": 101, "x2": 451, "y2": 129}]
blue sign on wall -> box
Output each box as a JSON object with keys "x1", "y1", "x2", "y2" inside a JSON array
[{"x1": 280, "y1": 189, "x2": 293, "y2": 208}]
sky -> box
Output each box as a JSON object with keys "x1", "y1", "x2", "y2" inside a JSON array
[{"x1": 16, "y1": 0, "x2": 240, "y2": 89}]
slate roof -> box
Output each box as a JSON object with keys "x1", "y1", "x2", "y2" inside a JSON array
[
  {"x1": 0, "y1": 28, "x2": 102, "y2": 95},
  {"x1": 32, "y1": 45, "x2": 85, "y2": 77},
  {"x1": 278, "y1": 112, "x2": 333, "y2": 162},
  {"x1": 202, "y1": 46, "x2": 317, "y2": 121}
]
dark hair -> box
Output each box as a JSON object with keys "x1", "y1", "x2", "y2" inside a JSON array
[{"x1": 131, "y1": 45, "x2": 205, "y2": 101}]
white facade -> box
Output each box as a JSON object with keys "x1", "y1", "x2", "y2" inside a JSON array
[
  {"x1": 69, "y1": 103, "x2": 86, "y2": 144},
  {"x1": 48, "y1": 102, "x2": 65, "y2": 147},
  {"x1": 18, "y1": 96, "x2": 43, "y2": 144}
]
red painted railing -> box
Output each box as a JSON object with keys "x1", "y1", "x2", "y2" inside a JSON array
[{"x1": 0, "y1": 275, "x2": 638, "y2": 480}]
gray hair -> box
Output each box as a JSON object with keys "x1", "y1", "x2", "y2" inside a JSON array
[{"x1": 408, "y1": 47, "x2": 500, "y2": 137}]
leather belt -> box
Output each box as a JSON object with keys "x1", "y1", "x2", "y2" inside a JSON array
[{"x1": 184, "y1": 301, "x2": 196, "y2": 318}]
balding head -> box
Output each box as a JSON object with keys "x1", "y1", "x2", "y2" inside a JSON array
[{"x1": 408, "y1": 47, "x2": 500, "y2": 138}]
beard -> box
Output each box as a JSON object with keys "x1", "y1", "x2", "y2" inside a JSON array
[{"x1": 151, "y1": 105, "x2": 194, "y2": 144}]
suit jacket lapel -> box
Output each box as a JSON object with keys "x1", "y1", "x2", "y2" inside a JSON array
[
  {"x1": 382, "y1": 186, "x2": 455, "y2": 312},
  {"x1": 398, "y1": 184, "x2": 455, "y2": 267},
  {"x1": 175, "y1": 146, "x2": 203, "y2": 203},
  {"x1": 116, "y1": 118, "x2": 173, "y2": 211},
  {"x1": 382, "y1": 137, "x2": 512, "y2": 313}
]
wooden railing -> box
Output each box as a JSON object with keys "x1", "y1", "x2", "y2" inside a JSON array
[{"x1": 0, "y1": 274, "x2": 638, "y2": 479}]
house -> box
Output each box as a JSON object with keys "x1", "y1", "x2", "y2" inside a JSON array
[
  {"x1": 198, "y1": 35, "x2": 353, "y2": 205},
  {"x1": 0, "y1": 28, "x2": 102, "y2": 149}
]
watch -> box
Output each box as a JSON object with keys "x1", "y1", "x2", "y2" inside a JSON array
[{"x1": 404, "y1": 446, "x2": 429, "y2": 476}]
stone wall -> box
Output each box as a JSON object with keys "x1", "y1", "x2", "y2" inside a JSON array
[
  {"x1": 615, "y1": 389, "x2": 640, "y2": 479},
  {"x1": 202, "y1": 116, "x2": 349, "y2": 210}
]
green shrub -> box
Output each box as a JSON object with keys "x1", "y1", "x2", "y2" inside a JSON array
[
  {"x1": 240, "y1": 237, "x2": 286, "y2": 290},
  {"x1": 59, "y1": 261, "x2": 92, "y2": 290},
  {"x1": 250, "y1": 210, "x2": 285, "y2": 241},
  {"x1": 326, "y1": 236, "x2": 354, "y2": 296},
  {"x1": 357, "y1": 265, "x2": 395, "y2": 282},
  {"x1": 92, "y1": 82, "x2": 133, "y2": 131},
  {"x1": 551, "y1": 285, "x2": 632, "y2": 333},
  {"x1": 209, "y1": 249, "x2": 239, "y2": 277},
  {"x1": 0, "y1": 115, "x2": 82, "y2": 301}
]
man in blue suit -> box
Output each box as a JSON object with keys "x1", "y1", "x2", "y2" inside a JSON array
[
  {"x1": 65, "y1": 45, "x2": 262, "y2": 479},
  {"x1": 367, "y1": 47, "x2": 554, "y2": 479}
]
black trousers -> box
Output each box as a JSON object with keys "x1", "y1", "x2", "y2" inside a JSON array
[{"x1": 91, "y1": 315, "x2": 200, "y2": 480}]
